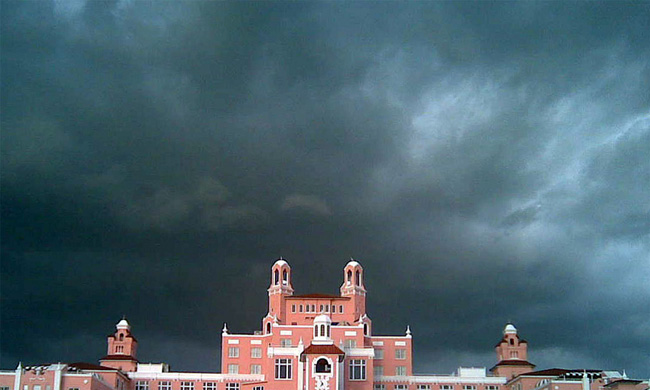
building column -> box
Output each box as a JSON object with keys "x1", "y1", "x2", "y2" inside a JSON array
[{"x1": 14, "y1": 363, "x2": 22, "y2": 390}]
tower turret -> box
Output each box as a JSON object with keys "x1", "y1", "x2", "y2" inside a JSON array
[
  {"x1": 266, "y1": 258, "x2": 294, "y2": 327},
  {"x1": 339, "y1": 259, "x2": 367, "y2": 322},
  {"x1": 490, "y1": 323, "x2": 535, "y2": 379},
  {"x1": 100, "y1": 318, "x2": 138, "y2": 372}
]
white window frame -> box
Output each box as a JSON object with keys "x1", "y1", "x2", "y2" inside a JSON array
[
  {"x1": 136, "y1": 382, "x2": 149, "y2": 390},
  {"x1": 417, "y1": 386, "x2": 431, "y2": 390},
  {"x1": 395, "y1": 386, "x2": 408, "y2": 390},
  {"x1": 227, "y1": 364, "x2": 239, "y2": 374},
  {"x1": 280, "y1": 338, "x2": 292, "y2": 347},
  {"x1": 395, "y1": 349, "x2": 406, "y2": 359},
  {"x1": 250, "y1": 364, "x2": 262, "y2": 375},
  {"x1": 203, "y1": 383, "x2": 217, "y2": 390},
  {"x1": 180, "y1": 383, "x2": 194, "y2": 390},
  {"x1": 441, "y1": 386, "x2": 454, "y2": 390},
  {"x1": 374, "y1": 386, "x2": 386, "y2": 390},
  {"x1": 464, "y1": 386, "x2": 477, "y2": 390},
  {"x1": 375, "y1": 349, "x2": 384, "y2": 359},
  {"x1": 275, "y1": 358, "x2": 292, "y2": 380},
  {"x1": 486, "y1": 386, "x2": 499, "y2": 390},
  {"x1": 251, "y1": 347, "x2": 262, "y2": 358},
  {"x1": 349, "y1": 359, "x2": 366, "y2": 380},
  {"x1": 158, "y1": 382, "x2": 171, "y2": 390},
  {"x1": 225, "y1": 385, "x2": 239, "y2": 390},
  {"x1": 344, "y1": 339, "x2": 357, "y2": 348},
  {"x1": 395, "y1": 366, "x2": 407, "y2": 376},
  {"x1": 374, "y1": 365, "x2": 384, "y2": 377},
  {"x1": 228, "y1": 347, "x2": 239, "y2": 358}
]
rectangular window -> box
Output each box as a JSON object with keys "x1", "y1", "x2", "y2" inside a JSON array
[
  {"x1": 325, "y1": 305, "x2": 329, "y2": 312},
  {"x1": 227, "y1": 364, "x2": 239, "y2": 374},
  {"x1": 228, "y1": 347, "x2": 239, "y2": 357},
  {"x1": 275, "y1": 358, "x2": 292, "y2": 379},
  {"x1": 396, "y1": 366, "x2": 407, "y2": 376},
  {"x1": 203, "y1": 383, "x2": 217, "y2": 390},
  {"x1": 310, "y1": 304, "x2": 315, "y2": 312},
  {"x1": 395, "y1": 349, "x2": 406, "y2": 359},
  {"x1": 159, "y1": 382, "x2": 172, "y2": 390},
  {"x1": 280, "y1": 338, "x2": 292, "y2": 347},
  {"x1": 291, "y1": 304, "x2": 296, "y2": 313},
  {"x1": 375, "y1": 349, "x2": 384, "y2": 359},
  {"x1": 300, "y1": 304, "x2": 303, "y2": 312},
  {"x1": 375, "y1": 386, "x2": 386, "y2": 390},
  {"x1": 509, "y1": 351, "x2": 518, "y2": 358},
  {"x1": 395, "y1": 386, "x2": 408, "y2": 390},
  {"x1": 464, "y1": 386, "x2": 477, "y2": 390},
  {"x1": 441, "y1": 386, "x2": 454, "y2": 390},
  {"x1": 136, "y1": 382, "x2": 149, "y2": 390},
  {"x1": 180, "y1": 383, "x2": 194, "y2": 390},
  {"x1": 349, "y1": 359, "x2": 366, "y2": 380},
  {"x1": 344, "y1": 339, "x2": 357, "y2": 348},
  {"x1": 250, "y1": 364, "x2": 262, "y2": 375},
  {"x1": 332, "y1": 305, "x2": 336, "y2": 313},
  {"x1": 225, "y1": 385, "x2": 239, "y2": 390},
  {"x1": 253, "y1": 387, "x2": 264, "y2": 390},
  {"x1": 251, "y1": 347, "x2": 262, "y2": 358},
  {"x1": 417, "y1": 386, "x2": 431, "y2": 390},
  {"x1": 486, "y1": 386, "x2": 499, "y2": 390},
  {"x1": 0, "y1": 387, "x2": 10, "y2": 390},
  {"x1": 374, "y1": 366, "x2": 384, "y2": 377},
  {"x1": 340, "y1": 305, "x2": 344, "y2": 313},
  {"x1": 34, "y1": 386, "x2": 41, "y2": 390}
]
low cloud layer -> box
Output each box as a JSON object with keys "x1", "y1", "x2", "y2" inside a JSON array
[{"x1": 2, "y1": 1, "x2": 649, "y2": 378}]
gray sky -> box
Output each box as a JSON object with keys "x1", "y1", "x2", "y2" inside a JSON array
[{"x1": 1, "y1": 1, "x2": 649, "y2": 378}]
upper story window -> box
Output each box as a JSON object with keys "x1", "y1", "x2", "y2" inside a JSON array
[
  {"x1": 274, "y1": 270, "x2": 279, "y2": 285},
  {"x1": 395, "y1": 366, "x2": 407, "y2": 376},
  {"x1": 228, "y1": 347, "x2": 239, "y2": 358},
  {"x1": 374, "y1": 366, "x2": 384, "y2": 377},
  {"x1": 136, "y1": 382, "x2": 149, "y2": 390},
  {"x1": 180, "y1": 383, "x2": 194, "y2": 390},
  {"x1": 349, "y1": 359, "x2": 366, "y2": 380},
  {"x1": 510, "y1": 351, "x2": 519, "y2": 358},
  {"x1": 375, "y1": 349, "x2": 384, "y2": 359},
  {"x1": 291, "y1": 304, "x2": 296, "y2": 313},
  {"x1": 441, "y1": 386, "x2": 454, "y2": 390},
  {"x1": 115, "y1": 345, "x2": 124, "y2": 354},
  {"x1": 158, "y1": 382, "x2": 171, "y2": 390},
  {"x1": 332, "y1": 305, "x2": 336, "y2": 313},
  {"x1": 374, "y1": 386, "x2": 386, "y2": 390},
  {"x1": 395, "y1": 386, "x2": 408, "y2": 390},
  {"x1": 325, "y1": 305, "x2": 329, "y2": 312},
  {"x1": 251, "y1": 347, "x2": 262, "y2": 358},
  {"x1": 300, "y1": 304, "x2": 303, "y2": 312},
  {"x1": 280, "y1": 338, "x2": 292, "y2": 347},
  {"x1": 250, "y1": 364, "x2": 262, "y2": 375},
  {"x1": 344, "y1": 339, "x2": 357, "y2": 348},
  {"x1": 227, "y1": 364, "x2": 239, "y2": 374},
  {"x1": 275, "y1": 358, "x2": 292, "y2": 380},
  {"x1": 253, "y1": 387, "x2": 264, "y2": 390},
  {"x1": 464, "y1": 386, "x2": 477, "y2": 390},
  {"x1": 417, "y1": 386, "x2": 431, "y2": 390},
  {"x1": 486, "y1": 386, "x2": 499, "y2": 390},
  {"x1": 225, "y1": 384, "x2": 239, "y2": 390},
  {"x1": 203, "y1": 383, "x2": 217, "y2": 390},
  {"x1": 340, "y1": 305, "x2": 344, "y2": 313},
  {"x1": 320, "y1": 304, "x2": 324, "y2": 312},
  {"x1": 282, "y1": 270, "x2": 288, "y2": 284},
  {"x1": 395, "y1": 349, "x2": 406, "y2": 359}
]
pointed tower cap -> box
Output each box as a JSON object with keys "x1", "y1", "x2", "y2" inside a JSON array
[{"x1": 116, "y1": 318, "x2": 131, "y2": 330}]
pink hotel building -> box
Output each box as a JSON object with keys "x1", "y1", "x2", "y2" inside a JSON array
[{"x1": 2, "y1": 259, "x2": 647, "y2": 390}]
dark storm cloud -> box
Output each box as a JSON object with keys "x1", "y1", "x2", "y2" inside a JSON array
[{"x1": 2, "y1": 0, "x2": 649, "y2": 378}]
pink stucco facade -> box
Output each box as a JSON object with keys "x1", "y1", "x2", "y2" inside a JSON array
[{"x1": 1, "y1": 259, "x2": 646, "y2": 390}]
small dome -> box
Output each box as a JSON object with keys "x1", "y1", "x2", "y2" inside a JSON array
[
  {"x1": 274, "y1": 258, "x2": 289, "y2": 267},
  {"x1": 504, "y1": 323, "x2": 517, "y2": 334},
  {"x1": 346, "y1": 259, "x2": 361, "y2": 267},
  {"x1": 314, "y1": 313, "x2": 332, "y2": 324},
  {"x1": 116, "y1": 318, "x2": 130, "y2": 330}
]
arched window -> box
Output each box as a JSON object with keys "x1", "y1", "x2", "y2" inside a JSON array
[
  {"x1": 274, "y1": 270, "x2": 279, "y2": 285},
  {"x1": 315, "y1": 358, "x2": 331, "y2": 373},
  {"x1": 283, "y1": 270, "x2": 288, "y2": 284},
  {"x1": 266, "y1": 322, "x2": 271, "y2": 334},
  {"x1": 347, "y1": 270, "x2": 352, "y2": 283},
  {"x1": 320, "y1": 324, "x2": 326, "y2": 337},
  {"x1": 509, "y1": 338, "x2": 514, "y2": 345},
  {"x1": 355, "y1": 270, "x2": 361, "y2": 285},
  {"x1": 119, "y1": 333, "x2": 124, "y2": 341},
  {"x1": 363, "y1": 323, "x2": 369, "y2": 336},
  {"x1": 327, "y1": 325, "x2": 330, "y2": 338}
]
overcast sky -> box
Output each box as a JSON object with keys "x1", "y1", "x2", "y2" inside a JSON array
[{"x1": 1, "y1": 0, "x2": 649, "y2": 379}]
